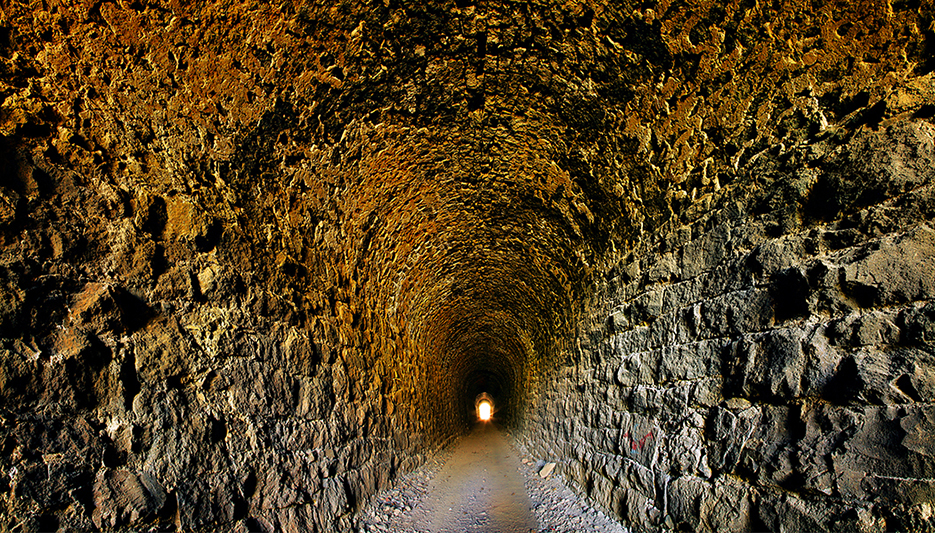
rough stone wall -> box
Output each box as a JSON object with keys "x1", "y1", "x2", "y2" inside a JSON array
[
  {"x1": 0, "y1": 1, "x2": 598, "y2": 530},
  {"x1": 514, "y1": 1, "x2": 935, "y2": 530},
  {"x1": 0, "y1": 2, "x2": 453, "y2": 531},
  {"x1": 523, "y1": 121, "x2": 935, "y2": 530}
]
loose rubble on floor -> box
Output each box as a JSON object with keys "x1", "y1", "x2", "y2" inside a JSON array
[{"x1": 358, "y1": 435, "x2": 629, "y2": 533}]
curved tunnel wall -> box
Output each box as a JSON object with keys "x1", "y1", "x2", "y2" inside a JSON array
[
  {"x1": 1, "y1": 0, "x2": 934, "y2": 531},
  {"x1": 523, "y1": 120, "x2": 935, "y2": 531}
]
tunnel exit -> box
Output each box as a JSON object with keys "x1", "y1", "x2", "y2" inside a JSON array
[
  {"x1": 475, "y1": 392, "x2": 494, "y2": 423},
  {"x1": 478, "y1": 400, "x2": 491, "y2": 421}
]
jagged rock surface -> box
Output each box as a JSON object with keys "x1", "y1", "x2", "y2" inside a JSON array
[{"x1": 523, "y1": 121, "x2": 935, "y2": 532}]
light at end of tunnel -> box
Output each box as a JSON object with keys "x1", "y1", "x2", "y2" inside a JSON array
[{"x1": 478, "y1": 400, "x2": 492, "y2": 421}]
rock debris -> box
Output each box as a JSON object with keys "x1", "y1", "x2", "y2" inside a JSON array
[{"x1": 359, "y1": 431, "x2": 629, "y2": 533}]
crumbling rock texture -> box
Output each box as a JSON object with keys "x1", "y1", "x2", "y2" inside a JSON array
[
  {"x1": 0, "y1": 0, "x2": 933, "y2": 531},
  {"x1": 524, "y1": 120, "x2": 935, "y2": 532}
]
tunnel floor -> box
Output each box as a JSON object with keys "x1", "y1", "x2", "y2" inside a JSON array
[{"x1": 359, "y1": 425, "x2": 629, "y2": 533}]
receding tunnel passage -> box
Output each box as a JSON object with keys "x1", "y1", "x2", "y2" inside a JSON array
[
  {"x1": 2, "y1": 1, "x2": 935, "y2": 532},
  {"x1": 409, "y1": 251, "x2": 578, "y2": 437}
]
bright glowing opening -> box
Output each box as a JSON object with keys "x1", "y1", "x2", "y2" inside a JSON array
[{"x1": 478, "y1": 400, "x2": 492, "y2": 421}]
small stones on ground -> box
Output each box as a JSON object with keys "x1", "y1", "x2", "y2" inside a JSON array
[
  {"x1": 538, "y1": 462, "x2": 556, "y2": 478},
  {"x1": 357, "y1": 443, "x2": 455, "y2": 532},
  {"x1": 358, "y1": 434, "x2": 629, "y2": 533},
  {"x1": 513, "y1": 439, "x2": 630, "y2": 533}
]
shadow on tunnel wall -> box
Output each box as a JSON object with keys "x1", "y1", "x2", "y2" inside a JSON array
[{"x1": 521, "y1": 119, "x2": 935, "y2": 531}]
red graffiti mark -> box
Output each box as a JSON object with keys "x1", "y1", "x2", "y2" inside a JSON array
[{"x1": 623, "y1": 431, "x2": 654, "y2": 454}]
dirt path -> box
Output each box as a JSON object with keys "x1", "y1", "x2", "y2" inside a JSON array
[
  {"x1": 415, "y1": 423, "x2": 537, "y2": 532},
  {"x1": 359, "y1": 424, "x2": 629, "y2": 533}
]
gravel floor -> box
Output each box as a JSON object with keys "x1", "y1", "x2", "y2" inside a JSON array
[
  {"x1": 358, "y1": 431, "x2": 629, "y2": 533},
  {"x1": 357, "y1": 444, "x2": 455, "y2": 532},
  {"x1": 510, "y1": 439, "x2": 630, "y2": 533}
]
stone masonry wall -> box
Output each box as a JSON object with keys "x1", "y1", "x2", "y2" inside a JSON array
[
  {"x1": 0, "y1": 3, "x2": 451, "y2": 531},
  {"x1": 522, "y1": 120, "x2": 935, "y2": 532}
]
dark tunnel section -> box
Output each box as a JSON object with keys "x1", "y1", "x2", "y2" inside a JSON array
[
  {"x1": 380, "y1": 185, "x2": 592, "y2": 444},
  {"x1": 447, "y1": 334, "x2": 524, "y2": 429},
  {"x1": 456, "y1": 352, "x2": 513, "y2": 426},
  {"x1": 403, "y1": 242, "x2": 584, "y2": 437},
  {"x1": 417, "y1": 304, "x2": 535, "y2": 434},
  {"x1": 463, "y1": 369, "x2": 504, "y2": 423}
]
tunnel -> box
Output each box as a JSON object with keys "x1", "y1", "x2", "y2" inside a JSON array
[{"x1": 1, "y1": 1, "x2": 935, "y2": 532}]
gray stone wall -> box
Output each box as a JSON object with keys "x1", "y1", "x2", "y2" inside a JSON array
[{"x1": 522, "y1": 120, "x2": 935, "y2": 532}]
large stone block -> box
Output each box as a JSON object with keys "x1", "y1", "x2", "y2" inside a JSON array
[
  {"x1": 133, "y1": 316, "x2": 197, "y2": 383},
  {"x1": 680, "y1": 224, "x2": 730, "y2": 279},
  {"x1": 725, "y1": 329, "x2": 808, "y2": 400},
  {"x1": 91, "y1": 469, "x2": 167, "y2": 529},
  {"x1": 842, "y1": 224, "x2": 935, "y2": 307}
]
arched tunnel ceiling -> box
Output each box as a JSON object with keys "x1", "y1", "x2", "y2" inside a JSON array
[
  {"x1": 2, "y1": 0, "x2": 932, "y2": 431},
  {"x1": 1, "y1": 0, "x2": 932, "y2": 428},
  {"x1": 1, "y1": 0, "x2": 934, "y2": 529}
]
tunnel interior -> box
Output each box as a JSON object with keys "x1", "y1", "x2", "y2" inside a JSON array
[
  {"x1": 338, "y1": 109, "x2": 599, "y2": 444},
  {"x1": 2, "y1": 0, "x2": 935, "y2": 531},
  {"x1": 464, "y1": 369, "x2": 503, "y2": 422}
]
